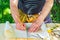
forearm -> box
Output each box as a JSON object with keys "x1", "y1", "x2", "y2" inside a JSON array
[
  {"x1": 10, "y1": 1, "x2": 22, "y2": 24},
  {"x1": 38, "y1": 0, "x2": 54, "y2": 21}
]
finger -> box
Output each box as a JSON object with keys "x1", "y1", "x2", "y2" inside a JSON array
[
  {"x1": 23, "y1": 23, "x2": 26, "y2": 27},
  {"x1": 29, "y1": 26, "x2": 40, "y2": 32},
  {"x1": 28, "y1": 26, "x2": 37, "y2": 32},
  {"x1": 28, "y1": 23, "x2": 39, "y2": 32},
  {"x1": 28, "y1": 27, "x2": 34, "y2": 32},
  {"x1": 34, "y1": 27, "x2": 39, "y2": 32},
  {"x1": 16, "y1": 26, "x2": 26, "y2": 30},
  {"x1": 16, "y1": 23, "x2": 26, "y2": 30}
]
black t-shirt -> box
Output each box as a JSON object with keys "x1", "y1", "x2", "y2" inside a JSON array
[{"x1": 18, "y1": 0, "x2": 45, "y2": 15}]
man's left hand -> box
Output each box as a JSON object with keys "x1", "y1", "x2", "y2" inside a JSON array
[{"x1": 28, "y1": 18, "x2": 43, "y2": 32}]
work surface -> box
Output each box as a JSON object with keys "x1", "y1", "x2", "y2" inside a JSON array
[{"x1": 0, "y1": 23, "x2": 60, "y2": 40}]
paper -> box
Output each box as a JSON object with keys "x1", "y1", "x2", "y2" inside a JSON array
[
  {"x1": 4, "y1": 21, "x2": 50, "y2": 40},
  {"x1": 27, "y1": 22, "x2": 50, "y2": 40},
  {"x1": 4, "y1": 21, "x2": 16, "y2": 38}
]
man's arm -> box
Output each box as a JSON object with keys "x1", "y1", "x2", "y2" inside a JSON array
[
  {"x1": 10, "y1": 0, "x2": 20, "y2": 21},
  {"x1": 28, "y1": 0, "x2": 54, "y2": 32},
  {"x1": 38, "y1": 0, "x2": 54, "y2": 22},
  {"x1": 10, "y1": 0, "x2": 26, "y2": 30}
]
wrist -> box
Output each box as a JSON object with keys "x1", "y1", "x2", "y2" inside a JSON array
[
  {"x1": 38, "y1": 15, "x2": 44, "y2": 22},
  {"x1": 35, "y1": 17, "x2": 43, "y2": 25},
  {"x1": 35, "y1": 14, "x2": 44, "y2": 24}
]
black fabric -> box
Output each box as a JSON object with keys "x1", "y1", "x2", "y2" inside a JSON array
[{"x1": 18, "y1": 0, "x2": 46, "y2": 15}]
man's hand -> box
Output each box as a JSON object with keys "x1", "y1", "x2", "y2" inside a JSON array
[
  {"x1": 28, "y1": 23, "x2": 40, "y2": 32},
  {"x1": 10, "y1": 0, "x2": 26, "y2": 31},
  {"x1": 28, "y1": 18, "x2": 43, "y2": 32},
  {"x1": 16, "y1": 23, "x2": 26, "y2": 31},
  {"x1": 11, "y1": 11, "x2": 26, "y2": 31}
]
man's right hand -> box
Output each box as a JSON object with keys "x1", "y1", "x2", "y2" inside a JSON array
[
  {"x1": 10, "y1": 0, "x2": 26, "y2": 31},
  {"x1": 16, "y1": 23, "x2": 26, "y2": 31}
]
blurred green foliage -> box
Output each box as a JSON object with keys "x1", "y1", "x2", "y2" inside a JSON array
[
  {"x1": 51, "y1": 0, "x2": 60, "y2": 23},
  {"x1": 0, "y1": 0, "x2": 60, "y2": 23},
  {"x1": 0, "y1": 0, "x2": 14, "y2": 23}
]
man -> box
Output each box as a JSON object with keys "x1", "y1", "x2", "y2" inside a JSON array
[{"x1": 10, "y1": 0, "x2": 54, "y2": 32}]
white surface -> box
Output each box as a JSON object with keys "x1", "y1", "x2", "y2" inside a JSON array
[{"x1": 0, "y1": 22, "x2": 50, "y2": 40}]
